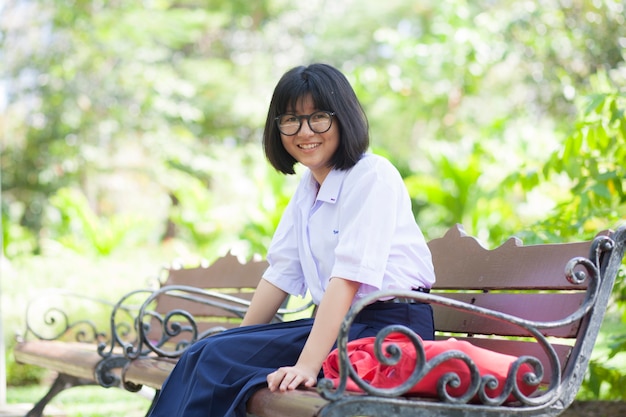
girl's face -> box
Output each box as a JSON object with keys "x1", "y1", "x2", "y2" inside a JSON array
[{"x1": 280, "y1": 95, "x2": 339, "y2": 185}]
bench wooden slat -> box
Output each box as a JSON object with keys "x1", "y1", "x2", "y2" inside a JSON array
[
  {"x1": 428, "y1": 226, "x2": 593, "y2": 290},
  {"x1": 123, "y1": 356, "x2": 176, "y2": 390},
  {"x1": 14, "y1": 341, "x2": 102, "y2": 381},
  {"x1": 144, "y1": 256, "x2": 270, "y2": 347},
  {"x1": 124, "y1": 358, "x2": 331, "y2": 417},
  {"x1": 163, "y1": 255, "x2": 267, "y2": 289},
  {"x1": 153, "y1": 294, "x2": 252, "y2": 322},
  {"x1": 156, "y1": 256, "x2": 265, "y2": 319},
  {"x1": 432, "y1": 292, "x2": 585, "y2": 337},
  {"x1": 248, "y1": 388, "x2": 329, "y2": 417}
]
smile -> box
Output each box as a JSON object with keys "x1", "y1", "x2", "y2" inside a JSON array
[{"x1": 298, "y1": 143, "x2": 320, "y2": 150}]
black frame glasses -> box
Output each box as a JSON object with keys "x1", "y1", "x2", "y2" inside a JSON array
[{"x1": 275, "y1": 111, "x2": 336, "y2": 136}]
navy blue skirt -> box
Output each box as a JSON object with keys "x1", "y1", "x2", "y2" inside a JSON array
[{"x1": 147, "y1": 302, "x2": 434, "y2": 417}]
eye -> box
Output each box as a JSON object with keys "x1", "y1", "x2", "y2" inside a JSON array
[
  {"x1": 280, "y1": 115, "x2": 299, "y2": 124},
  {"x1": 311, "y1": 112, "x2": 330, "y2": 121}
]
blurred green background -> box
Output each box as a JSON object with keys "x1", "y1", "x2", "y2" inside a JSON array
[{"x1": 1, "y1": 0, "x2": 625, "y2": 414}]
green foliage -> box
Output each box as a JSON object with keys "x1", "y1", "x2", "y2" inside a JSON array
[
  {"x1": 513, "y1": 72, "x2": 625, "y2": 242},
  {"x1": 5, "y1": 348, "x2": 45, "y2": 387},
  {"x1": 239, "y1": 164, "x2": 296, "y2": 257},
  {"x1": 581, "y1": 361, "x2": 626, "y2": 400},
  {"x1": 46, "y1": 187, "x2": 148, "y2": 256},
  {"x1": 3, "y1": 0, "x2": 625, "y2": 254},
  {"x1": 532, "y1": 78, "x2": 626, "y2": 400},
  {"x1": 547, "y1": 90, "x2": 625, "y2": 228},
  {"x1": 165, "y1": 172, "x2": 227, "y2": 255},
  {"x1": 1, "y1": 0, "x2": 275, "y2": 256},
  {"x1": 2, "y1": 200, "x2": 38, "y2": 257}
]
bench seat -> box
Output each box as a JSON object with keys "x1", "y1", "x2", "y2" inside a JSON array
[
  {"x1": 121, "y1": 357, "x2": 331, "y2": 417},
  {"x1": 14, "y1": 341, "x2": 103, "y2": 382}
]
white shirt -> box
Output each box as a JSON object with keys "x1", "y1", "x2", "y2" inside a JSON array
[{"x1": 262, "y1": 153, "x2": 435, "y2": 305}]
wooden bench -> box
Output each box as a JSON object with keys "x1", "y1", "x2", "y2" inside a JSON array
[
  {"x1": 14, "y1": 254, "x2": 312, "y2": 416},
  {"x1": 14, "y1": 224, "x2": 626, "y2": 417}
]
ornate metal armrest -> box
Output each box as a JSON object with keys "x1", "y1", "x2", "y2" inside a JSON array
[
  {"x1": 110, "y1": 285, "x2": 311, "y2": 359},
  {"x1": 318, "y1": 237, "x2": 614, "y2": 407},
  {"x1": 17, "y1": 288, "x2": 136, "y2": 346}
]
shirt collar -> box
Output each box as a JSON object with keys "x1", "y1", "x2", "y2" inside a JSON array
[{"x1": 316, "y1": 168, "x2": 344, "y2": 204}]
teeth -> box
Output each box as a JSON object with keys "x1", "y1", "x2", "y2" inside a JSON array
[{"x1": 299, "y1": 143, "x2": 319, "y2": 150}]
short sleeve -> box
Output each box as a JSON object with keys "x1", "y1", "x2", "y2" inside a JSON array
[{"x1": 330, "y1": 158, "x2": 404, "y2": 289}]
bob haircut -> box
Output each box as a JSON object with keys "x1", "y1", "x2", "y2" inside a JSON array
[{"x1": 263, "y1": 63, "x2": 369, "y2": 175}]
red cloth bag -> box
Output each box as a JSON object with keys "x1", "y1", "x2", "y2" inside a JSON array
[{"x1": 322, "y1": 334, "x2": 537, "y2": 402}]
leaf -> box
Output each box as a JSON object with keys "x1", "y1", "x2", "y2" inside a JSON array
[{"x1": 583, "y1": 93, "x2": 608, "y2": 116}]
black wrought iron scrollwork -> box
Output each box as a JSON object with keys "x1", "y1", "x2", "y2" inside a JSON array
[
  {"x1": 98, "y1": 288, "x2": 153, "y2": 359},
  {"x1": 94, "y1": 356, "x2": 129, "y2": 388},
  {"x1": 478, "y1": 355, "x2": 544, "y2": 406},
  {"x1": 141, "y1": 308, "x2": 199, "y2": 357},
  {"x1": 120, "y1": 285, "x2": 259, "y2": 359},
  {"x1": 18, "y1": 289, "x2": 114, "y2": 344}
]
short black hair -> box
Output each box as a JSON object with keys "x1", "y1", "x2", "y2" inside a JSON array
[{"x1": 263, "y1": 63, "x2": 369, "y2": 174}]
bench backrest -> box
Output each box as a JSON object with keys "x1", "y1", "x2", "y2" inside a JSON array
[
  {"x1": 158, "y1": 255, "x2": 268, "y2": 325},
  {"x1": 427, "y1": 224, "x2": 607, "y2": 384},
  {"x1": 139, "y1": 254, "x2": 315, "y2": 357},
  {"x1": 142, "y1": 254, "x2": 268, "y2": 351}
]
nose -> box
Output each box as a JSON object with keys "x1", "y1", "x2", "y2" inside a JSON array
[{"x1": 297, "y1": 119, "x2": 315, "y2": 137}]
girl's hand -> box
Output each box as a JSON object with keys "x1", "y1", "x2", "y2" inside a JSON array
[
  {"x1": 266, "y1": 278, "x2": 360, "y2": 392},
  {"x1": 266, "y1": 365, "x2": 318, "y2": 392}
]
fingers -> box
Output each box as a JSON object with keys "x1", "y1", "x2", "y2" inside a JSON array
[
  {"x1": 267, "y1": 367, "x2": 316, "y2": 392},
  {"x1": 267, "y1": 369, "x2": 286, "y2": 392},
  {"x1": 267, "y1": 368, "x2": 300, "y2": 392}
]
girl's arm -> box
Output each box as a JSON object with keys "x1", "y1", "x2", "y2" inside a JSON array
[
  {"x1": 266, "y1": 277, "x2": 360, "y2": 392},
  {"x1": 241, "y1": 278, "x2": 289, "y2": 327}
]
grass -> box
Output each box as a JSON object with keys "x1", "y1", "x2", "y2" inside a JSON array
[{"x1": 6, "y1": 384, "x2": 153, "y2": 417}]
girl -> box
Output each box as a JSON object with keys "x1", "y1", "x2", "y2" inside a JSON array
[{"x1": 147, "y1": 63, "x2": 435, "y2": 417}]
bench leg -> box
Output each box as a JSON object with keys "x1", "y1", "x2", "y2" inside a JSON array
[{"x1": 25, "y1": 373, "x2": 94, "y2": 417}]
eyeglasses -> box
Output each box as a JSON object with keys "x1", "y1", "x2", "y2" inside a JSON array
[{"x1": 275, "y1": 111, "x2": 336, "y2": 136}]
